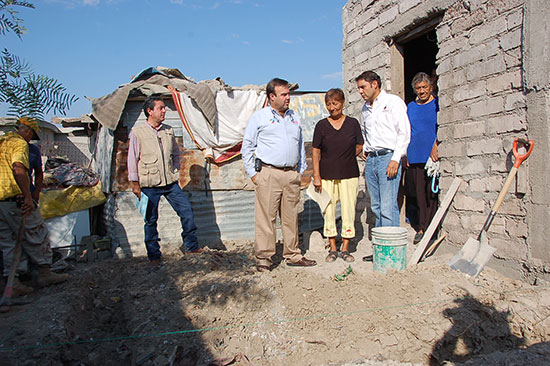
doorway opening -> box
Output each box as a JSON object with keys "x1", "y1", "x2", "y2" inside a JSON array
[
  {"x1": 401, "y1": 28, "x2": 439, "y2": 103},
  {"x1": 391, "y1": 21, "x2": 440, "y2": 230}
]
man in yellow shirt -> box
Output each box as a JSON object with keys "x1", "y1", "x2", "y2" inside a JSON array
[{"x1": 0, "y1": 118, "x2": 68, "y2": 296}]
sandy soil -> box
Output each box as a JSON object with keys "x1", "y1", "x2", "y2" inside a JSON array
[{"x1": 1, "y1": 238, "x2": 550, "y2": 366}]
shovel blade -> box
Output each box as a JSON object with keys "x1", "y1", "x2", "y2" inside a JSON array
[{"x1": 449, "y1": 234, "x2": 496, "y2": 277}]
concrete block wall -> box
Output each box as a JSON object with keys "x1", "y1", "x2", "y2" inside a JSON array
[
  {"x1": 342, "y1": 0, "x2": 550, "y2": 280},
  {"x1": 436, "y1": 0, "x2": 527, "y2": 264}
]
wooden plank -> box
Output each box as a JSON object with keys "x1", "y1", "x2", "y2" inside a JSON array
[{"x1": 409, "y1": 177, "x2": 462, "y2": 266}]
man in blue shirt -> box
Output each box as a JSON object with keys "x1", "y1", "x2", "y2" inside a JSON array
[{"x1": 242, "y1": 78, "x2": 316, "y2": 272}]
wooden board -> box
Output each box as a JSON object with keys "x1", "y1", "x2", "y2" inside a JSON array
[{"x1": 409, "y1": 177, "x2": 462, "y2": 266}]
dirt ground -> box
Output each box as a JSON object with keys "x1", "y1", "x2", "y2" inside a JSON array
[{"x1": 1, "y1": 237, "x2": 550, "y2": 366}]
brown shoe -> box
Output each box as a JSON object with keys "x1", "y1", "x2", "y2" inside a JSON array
[
  {"x1": 188, "y1": 248, "x2": 204, "y2": 254},
  {"x1": 36, "y1": 265, "x2": 69, "y2": 287},
  {"x1": 12, "y1": 277, "x2": 34, "y2": 297},
  {"x1": 287, "y1": 257, "x2": 317, "y2": 267},
  {"x1": 256, "y1": 264, "x2": 271, "y2": 272}
]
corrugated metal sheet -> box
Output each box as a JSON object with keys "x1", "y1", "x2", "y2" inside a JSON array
[{"x1": 113, "y1": 189, "x2": 326, "y2": 256}]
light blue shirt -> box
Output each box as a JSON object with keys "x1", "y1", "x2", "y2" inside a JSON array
[{"x1": 241, "y1": 106, "x2": 307, "y2": 178}]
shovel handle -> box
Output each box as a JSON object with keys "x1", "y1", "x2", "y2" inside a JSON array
[
  {"x1": 480, "y1": 138, "x2": 534, "y2": 236},
  {"x1": 513, "y1": 138, "x2": 534, "y2": 168}
]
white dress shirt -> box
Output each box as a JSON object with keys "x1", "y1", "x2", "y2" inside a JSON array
[{"x1": 361, "y1": 90, "x2": 411, "y2": 162}]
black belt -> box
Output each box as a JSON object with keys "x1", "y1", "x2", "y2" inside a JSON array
[
  {"x1": 367, "y1": 148, "x2": 393, "y2": 157},
  {"x1": 262, "y1": 163, "x2": 296, "y2": 172}
]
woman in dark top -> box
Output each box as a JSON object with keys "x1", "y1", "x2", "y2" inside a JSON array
[
  {"x1": 312, "y1": 88, "x2": 364, "y2": 262},
  {"x1": 406, "y1": 72, "x2": 439, "y2": 244}
]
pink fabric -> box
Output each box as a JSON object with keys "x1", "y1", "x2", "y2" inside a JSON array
[{"x1": 127, "y1": 123, "x2": 180, "y2": 182}]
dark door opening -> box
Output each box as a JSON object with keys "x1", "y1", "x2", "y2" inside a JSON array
[
  {"x1": 397, "y1": 27, "x2": 439, "y2": 231},
  {"x1": 401, "y1": 29, "x2": 439, "y2": 104}
]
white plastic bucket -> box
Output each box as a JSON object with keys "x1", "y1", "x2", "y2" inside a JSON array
[{"x1": 372, "y1": 226, "x2": 408, "y2": 273}]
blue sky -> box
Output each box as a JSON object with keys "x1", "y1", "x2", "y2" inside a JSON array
[{"x1": 1, "y1": 0, "x2": 348, "y2": 119}]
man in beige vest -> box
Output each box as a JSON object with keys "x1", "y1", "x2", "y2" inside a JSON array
[{"x1": 128, "y1": 95, "x2": 200, "y2": 265}]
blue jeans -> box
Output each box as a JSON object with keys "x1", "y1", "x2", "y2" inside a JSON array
[
  {"x1": 365, "y1": 153, "x2": 401, "y2": 227},
  {"x1": 141, "y1": 182, "x2": 199, "y2": 260}
]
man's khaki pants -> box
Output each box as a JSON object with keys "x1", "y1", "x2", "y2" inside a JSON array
[{"x1": 254, "y1": 167, "x2": 302, "y2": 266}]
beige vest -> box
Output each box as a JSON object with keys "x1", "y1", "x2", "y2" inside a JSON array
[{"x1": 132, "y1": 123, "x2": 179, "y2": 187}]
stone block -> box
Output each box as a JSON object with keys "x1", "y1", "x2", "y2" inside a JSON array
[
  {"x1": 466, "y1": 138, "x2": 503, "y2": 156},
  {"x1": 453, "y1": 80, "x2": 486, "y2": 101},
  {"x1": 437, "y1": 57, "x2": 452, "y2": 75},
  {"x1": 469, "y1": 17, "x2": 508, "y2": 45},
  {"x1": 490, "y1": 160, "x2": 509, "y2": 173},
  {"x1": 503, "y1": 47, "x2": 522, "y2": 69},
  {"x1": 379, "y1": 5, "x2": 398, "y2": 25},
  {"x1": 454, "y1": 193, "x2": 486, "y2": 212},
  {"x1": 347, "y1": 29, "x2": 361, "y2": 44},
  {"x1": 399, "y1": 0, "x2": 421, "y2": 13},
  {"x1": 356, "y1": 51, "x2": 369, "y2": 64},
  {"x1": 438, "y1": 175, "x2": 455, "y2": 191},
  {"x1": 506, "y1": 219, "x2": 528, "y2": 238},
  {"x1": 362, "y1": 18, "x2": 378, "y2": 35},
  {"x1": 439, "y1": 160, "x2": 454, "y2": 175},
  {"x1": 351, "y1": 3, "x2": 363, "y2": 18},
  {"x1": 507, "y1": 8, "x2": 523, "y2": 30},
  {"x1": 454, "y1": 121, "x2": 486, "y2": 138},
  {"x1": 486, "y1": 175, "x2": 505, "y2": 191},
  {"x1": 460, "y1": 213, "x2": 504, "y2": 232},
  {"x1": 439, "y1": 141, "x2": 464, "y2": 157},
  {"x1": 452, "y1": 47, "x2": 483, "y2": 68},
  {"x1": 466, "y1": 55, "x2": 506, "y2": 81},
  {"x1": 438, "y1": 104, "x2": 470, "y2": 124},
  {"x1": 486, "y1": 113, "x2": 526, "y2": 134},
  {"x1": 498, "y1": 198, "x2": 526, "y2": 216},
  {"x1": 469, "y1": 96, "x2": 503, "y2": 118},
  {"x1": 437, "y1": 24, "x2": 451, "y2": 41},
  {"x1": 490, "y1": 237, "x2": 528, "y2": 260},
  {"x1": 500, "y1": 28, "x2": 522, "y2": 51},
  {"x1": 480, "y1": 39, "x2": 501, "y2": 59},
  {"x1": 487, "y1": 71, "x2": 522, "y2": 94},
  {"x1": 443, "y1": 211, "x2": 461, "y2": 226},
  {"x1": 357, "y1": 8, "x2": 372, "y2": 27},
  {"x1": 455, "y1": 159, "x2": 486, "y2": 175},
  {"x1": 437, "y1": 125, "x2": 451, "y2": 141},
  {"x1": 504, "y1": 92, "x2": 526, "y2": 111}
]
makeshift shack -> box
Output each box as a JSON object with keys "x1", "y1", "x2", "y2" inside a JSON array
[{"x1": 87, "y1": 67, "x2": 336, "y2": 258}]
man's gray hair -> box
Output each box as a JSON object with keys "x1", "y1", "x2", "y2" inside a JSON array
[{"x1": 411, "y1": 72, "x2": 432, "y2": 90}]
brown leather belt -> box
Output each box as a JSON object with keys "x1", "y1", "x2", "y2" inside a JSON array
[{"x1": 262, "y1": 163, "x2": 296, "y2": 172}]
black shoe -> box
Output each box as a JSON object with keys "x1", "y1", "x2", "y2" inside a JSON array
[
  {"x1": 413, "y1": 232, "x2": 423, "y2": 244},
  {"x1": 362, "y1": 255, "x2": 373, "y2": 262}
]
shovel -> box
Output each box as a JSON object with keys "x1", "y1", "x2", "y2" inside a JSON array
[
  {"x1": 449, "y1": 138, "x2": 534, "y2": 277},
  {"x1": 0, "y1": 216, "x2": 27, "y2": 312}
]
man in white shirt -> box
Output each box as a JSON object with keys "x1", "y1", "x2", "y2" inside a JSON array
[{"x1": 356, "y1": 71, "x2": 410, "y2": 233}]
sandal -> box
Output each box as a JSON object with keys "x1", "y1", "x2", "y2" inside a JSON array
[
  {"x1": 325, "y1": 251, "x2": 338, "y2": 263},
  {"x1": 340, "y1": 251, "x2": 355, "y2": 262}
]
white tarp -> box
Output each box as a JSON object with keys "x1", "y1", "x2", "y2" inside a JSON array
[{"x1": 178, "y1": 90, "x2": 266, "y2": 160}]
